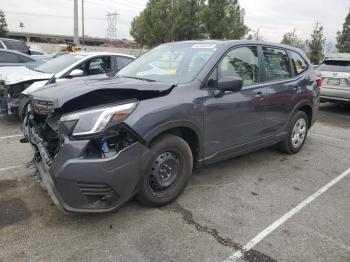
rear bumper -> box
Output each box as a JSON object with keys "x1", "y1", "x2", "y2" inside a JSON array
[
  {"x1": 320, "y1": 88, "x2": 350, "y2": 103},
  {"x1": 26, "y1": 123, "x2": 149, "y2": 213}
]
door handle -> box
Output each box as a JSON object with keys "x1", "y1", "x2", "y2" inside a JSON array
[{"x1": 254, "y1": 92, "x2": 264, "y2": 99}]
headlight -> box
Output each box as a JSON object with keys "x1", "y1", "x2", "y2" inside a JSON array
[{"x1": 60, "y1": 102, "x2": 137, "y2": 136}]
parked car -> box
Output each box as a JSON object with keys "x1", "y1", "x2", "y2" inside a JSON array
[
  {"x1": 0, "y1": 38, "x2": 31, "y2": 55},
  {"x1": 0, "y1": 49, "x2": 44, "y2": 67},
  {"x1": 318, "y1": 53, "x2": 350, "y2": 104},
  {"x1": 0, "y1": 52, "x2": 135, "y2": 115},
  {"x1": 29, "y1": 49, "x2": 51, "y2": 60},
  {"x1": 22, "y1": 40, "x2": 320, "y2": 213}
]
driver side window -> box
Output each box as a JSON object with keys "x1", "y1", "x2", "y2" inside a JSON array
[
  {"x1": 83, "y1": 56, "x2": 112, "y2": 76},
  {"x1": 208, "y1": 46, "x2": 260, "y2": 89}
]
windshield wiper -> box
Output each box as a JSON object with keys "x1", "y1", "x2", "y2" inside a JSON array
[{"x1": 119, "y1": 75, "x2": 156, "y2": 82}]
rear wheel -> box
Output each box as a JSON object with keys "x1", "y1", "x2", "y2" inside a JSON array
[
  {"x1": 137, "y1": 134, "x2": 193, "y2": 207},
  {"x1": 278, "y1": 111, "x2": 309, "y2": 154}
]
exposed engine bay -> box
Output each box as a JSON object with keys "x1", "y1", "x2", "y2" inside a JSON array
[{"x1": 25, "y1": 86, "x2": 172, "y2": 161}]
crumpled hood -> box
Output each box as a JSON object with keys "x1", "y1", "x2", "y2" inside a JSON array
[
  {"x1": 0, "y1": 66, "x2": 53, "y2": 85},
  {"x1": 30, "y1": 75, "x2": 175, "y2": 108}
]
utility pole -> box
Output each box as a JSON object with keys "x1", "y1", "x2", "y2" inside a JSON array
[
  {"x1": 81, "y1": 0, "x2": 85, "y2": 46},
  {"x1": 73, "y1": 0, "x2": 80, "y2": 45}
]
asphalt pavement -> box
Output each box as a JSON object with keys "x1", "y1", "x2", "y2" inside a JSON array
[{"x1": 0, "y1": 103, "x2": 349, "y2": 262}]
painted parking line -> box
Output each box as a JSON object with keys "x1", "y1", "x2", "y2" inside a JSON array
[
  {"x1": 310, "y1": 133, "x2": 350, "y2": 144},
  {"x1": 223, "y1": 167, "x2": 350, "y2": 262},
  {"x1": 0, "y1": 165, "x2": 24, "y2": 173},
  {"x1": 0, "y1": 134, "x2": 22, "y2": 140}
]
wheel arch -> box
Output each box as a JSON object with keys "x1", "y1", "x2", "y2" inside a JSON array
[
  {"x1": 144, "y1": 121, "x2": 203, "y2": 168},
  {"x1": 290, "y1": 100, "x2": 313, "y2": 129}
]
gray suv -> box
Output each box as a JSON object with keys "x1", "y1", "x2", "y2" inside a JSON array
[{"x1": 23, "y1": 40, "x2": 320, "y2": 213}]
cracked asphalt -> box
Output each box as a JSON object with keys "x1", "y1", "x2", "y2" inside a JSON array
[{"x1": 0, "y1": 103, "x2": 350, "y2": 262}]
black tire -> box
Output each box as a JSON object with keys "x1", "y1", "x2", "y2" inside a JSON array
[
  {"x1": 137, "y1": 134, "x2": 193, "y2": 207},
  {"x1": 278, "y1": 111, "x2": 309, "y2": 154}
]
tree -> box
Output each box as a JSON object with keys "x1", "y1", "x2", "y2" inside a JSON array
[
  {"x1": 307, "y1": 22, "x2": 326, "y2": 64},
  {"x1": 281, "y1": 29, "x2": 306, "y2": 50},
  {"x1": 131, "y1": 0, "x2": 205, "y2": 48},
  {"x1": 0, "y1": 10, "x2": 8, "y2": 37},
  {"x1": 130, "y1": 12, "x2": 147, "y2": 48},
  {"x1": 173, "y1": 0, "x2": 205, "y2": 41},
  {"x1": 336, "y1": 8, "x2": 350, "y2": 53},
  {"x1": 200, "y1": 0, "x2": 248, "y2": 39},
  {"x1": 130, "y1": 0, "x2": 248, "y2": 47}
]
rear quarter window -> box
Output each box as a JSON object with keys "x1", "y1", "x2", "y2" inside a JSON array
[{"x1": 290, "y1": 51, "x2": 308, "y2": 75}]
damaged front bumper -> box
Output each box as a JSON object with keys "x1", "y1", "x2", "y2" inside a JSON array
[{"x1": 24, "y1": 116, "x2": 150, "y2": 213}]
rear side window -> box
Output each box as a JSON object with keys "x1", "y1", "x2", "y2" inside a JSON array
[
  {"x1": 290, "y1": 51, "x2": 308, "y2": 75},
  {"x1": 0, "y1": 51, "x2": 20, "y2": 63},
  {"x1": 0, "y1": 42, "x2": 3, "y2": 49},
  {"x1": 116, "y1": 56, "x2": 133, "y2": 71},
  {"x1": 263, "y1": 47, "x2": 292, "y2": 81},
  {"x1": 216, "y1": 46, "x2": 260, "y2": 87}
]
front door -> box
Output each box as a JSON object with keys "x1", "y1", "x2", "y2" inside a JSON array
[{"x1": 202, "y1": 46, "x2": 267, "y2": 163}]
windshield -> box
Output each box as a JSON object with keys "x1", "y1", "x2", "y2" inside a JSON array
[
  {"x1": 318, "y1": 60, "x2": 350, "y2": 73},
  {"x1": 118, "y1": 43, "x2": 219, "y2": 84},
  {"x1": 34, "y1": 53, "x2": 87, "y2": 74}
]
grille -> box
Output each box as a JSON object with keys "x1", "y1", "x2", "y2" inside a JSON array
[
  {"x1": 77, "y1": 182, "x2": 114, "y2": 196},
  {"x1": 77, "y1": 182, "x2": 119, "y2": 206}
]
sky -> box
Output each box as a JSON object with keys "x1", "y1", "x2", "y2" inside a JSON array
[{"x1": 0, "y1": 0, "x2": 349, "y2": 45}]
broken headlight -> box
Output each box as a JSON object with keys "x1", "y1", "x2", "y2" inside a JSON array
[{"x1": 60, "y1": 102, "x2": 137, "y2": 136}]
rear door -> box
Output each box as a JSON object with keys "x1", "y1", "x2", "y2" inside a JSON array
[
  {"x1": 260, "y1": 46, "x2": 304, "y2": 135},
  {"x1": 203, "y1": 45, "x2": 267, "y2": 162}
]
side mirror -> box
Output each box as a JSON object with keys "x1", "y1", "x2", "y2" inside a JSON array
[
  {"x1": 69, "y1": 69, "x2": 84, "y2": 78},
  {"x1": 218, "y1": 76, "x2": 243, "y2": 92}
]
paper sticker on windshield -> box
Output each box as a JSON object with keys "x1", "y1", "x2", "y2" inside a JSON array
[{"x1": 192, "y1": 44, "x2": 216, "y2": 49}]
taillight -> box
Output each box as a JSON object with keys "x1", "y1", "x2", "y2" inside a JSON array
[{"x1": 316, "y1": 75, "x2": 322, "y2": 88}]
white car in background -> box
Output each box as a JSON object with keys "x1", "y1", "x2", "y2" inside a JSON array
[
  {"x1": 0, "y1": 52, "x2": 135, "y2": 115},
  {"x1": 318, "y1": 53, "x2": 350, "y2": 104}
]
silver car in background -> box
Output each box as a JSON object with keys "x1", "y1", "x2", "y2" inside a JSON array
[
  {"x1": 318, "y1": 53, "x2": 350, "y2": 104},
  {"x1": 0, "y1": 49, "x2": 45, "y2": 67}
]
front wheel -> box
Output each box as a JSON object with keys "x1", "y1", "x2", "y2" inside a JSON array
[
  {"x1": 278, "y1": 111, "x2": 309, "y2": 154},
  {"x1": 137, "y1": 134, "x2": 193, "y2": 207}
]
